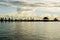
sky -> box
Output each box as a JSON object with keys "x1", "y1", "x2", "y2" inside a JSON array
[{"x1": 0, "y1": 0, "x2": 60, "y2": 16}]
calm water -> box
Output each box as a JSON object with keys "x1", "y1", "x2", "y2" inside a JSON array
[{"x1": 0, "y1": 22, "x2": 60, "y2": 40}]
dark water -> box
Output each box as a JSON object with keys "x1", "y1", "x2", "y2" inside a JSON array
[{"x1": 0, "y1": 22, "x2": 60, "y2": 40}]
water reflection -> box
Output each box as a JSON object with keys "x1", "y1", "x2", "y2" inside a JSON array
[{"x1": 0, "y1": 22, "x2": 60, "y2": 40}]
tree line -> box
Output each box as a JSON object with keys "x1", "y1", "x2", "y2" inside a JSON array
[{"x1": 0, "y1": 17, "x2": 59, "y2": 21}]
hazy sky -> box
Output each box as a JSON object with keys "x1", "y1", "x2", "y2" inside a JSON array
[
  {"x1": 0, "y1": 0, "x2": 60, "y2": 16},
  {"x1": 16, "y1": 0, "x2": 60, "y2": 2}
]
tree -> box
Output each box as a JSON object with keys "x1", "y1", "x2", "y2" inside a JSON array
[
  {"x1": 54, "y1": 18, "x2": 58, "y2": 21},
  {"x1": 43, "y1": 17, "x2": 49, "y2": 21},
  {"x1": 0, "y1": 18, "x2": 4, "y2": 21}
]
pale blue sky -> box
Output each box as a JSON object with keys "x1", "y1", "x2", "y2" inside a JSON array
[{"x1": 0, "y1": 4, "x2": 16, "y2": 15}]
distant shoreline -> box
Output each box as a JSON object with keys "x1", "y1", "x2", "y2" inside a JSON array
[{"x1": 0, "y1": 20, "x2": 59, "y2": 22}]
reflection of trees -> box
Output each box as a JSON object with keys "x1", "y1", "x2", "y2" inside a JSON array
[
  {"x1": 43, "y1": 17, "x2": 49, "y2": 21},
  {"x1": 54, "y1": 18, "x2": 58, "y2": 21}
]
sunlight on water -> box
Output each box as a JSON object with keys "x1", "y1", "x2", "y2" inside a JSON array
[{"x1": 0, "y1": 22, "x2": 60, "y2": 40}]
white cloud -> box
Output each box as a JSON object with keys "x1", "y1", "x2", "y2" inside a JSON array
[
  {"x1": 0, "y1": 0, "x2": 60, "y2": 17},
  {"x1": 17, "y1": 0, "x2": 60, "y2": 3},
  {"x1": 0, "y1": 0, "x2": 60, "y2": 8},
  {"x1": 43, "y1": 7, "x2": 60, "y2": 12}
]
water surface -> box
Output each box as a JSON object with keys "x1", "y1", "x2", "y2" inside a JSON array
[{"x1": 0, "y1": 22, "x2": 60, "y2": 40}]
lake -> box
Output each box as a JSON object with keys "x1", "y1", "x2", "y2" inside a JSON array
[{"x1": 0, "y1": 22, "x2": 60, "y2": 40}]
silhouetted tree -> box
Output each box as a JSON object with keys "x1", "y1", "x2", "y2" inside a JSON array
[
  {"x1": 43, "y1": 17, "x2": 49, "y2": 21},
  {"x1": 54, "y1": 18, "x2": 58, "y2": 21},
  {"x1": 0, "y1": 18, "x2": 4, "y2": 21},
  {"x1": 15, "y1": 19, "x2": 17, "y2": 21},
  {"x1": 8, "y1": 18, "x2": 11, "y2": 21}
]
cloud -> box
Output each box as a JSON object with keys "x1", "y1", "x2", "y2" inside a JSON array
[
  {"x1": 0, "y1": 0, "x2": 4, "y2": 2},
  {"x1": 6, "y1": 1, "x2": 39, "y2": 7},
  {"x1": 0, "y1": 0, "x2": 60, "y2": 17},
  {"x1": 0, "y1": 0, "x2": 60, "y2": 7},
  {"x1": 0, "y1": 0, "x2": 42, "y2": 15},
  {"x1": 0, "y1": 0, "x2": 52, "y2": 7},
  {"x1": 1, "y1": 0, "x2": 60, "y2": 8},
  {"x1": 20, "y1": 0, "x2": 60, "y2": 2}
]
